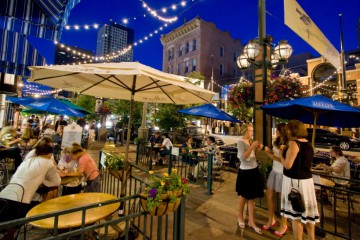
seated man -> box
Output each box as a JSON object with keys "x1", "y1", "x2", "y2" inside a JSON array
[
  {"x1": 158, "y1": 133, "x2": 173, "y2": 165},
  {"x1": 149, "y1": 132, "x2": 162, "y2": 163},
  {"x1": 189, "y1": 136, "x2": 222, "y2": 180}
]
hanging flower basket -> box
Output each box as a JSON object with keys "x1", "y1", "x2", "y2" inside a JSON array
[
  {"x1": 107, "y1": 169, "x2": 130, "y2": 182},
  {"x1": 139, "y1": 169, "x2": 190, "y2": 216},
  {"x1": 104, "y1": 153, "x2": 129, "y2": 181},
  {"x1": 140, "y1": 192, "x2": 181, "y2": 216}
]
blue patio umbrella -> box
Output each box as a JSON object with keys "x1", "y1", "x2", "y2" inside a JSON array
[
  {"x1": 260, "y1": 94, "x2": 360, "y2": 145},
  {"x1": 7, "y1": 97, "x2": 85, "y2": 117},
  {"x1": 178, "y1": 104, "x2": 241, "y2": 123}
]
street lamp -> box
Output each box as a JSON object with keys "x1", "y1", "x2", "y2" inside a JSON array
[{"x1": 236, "y1": 15, "x2": 293, "y2": 146}]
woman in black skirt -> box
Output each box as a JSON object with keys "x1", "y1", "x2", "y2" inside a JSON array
[{"x1": 236, "y1": 123, "x2": 264, "y2": 235}]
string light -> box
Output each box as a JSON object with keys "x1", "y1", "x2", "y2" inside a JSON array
[
  {"x1": 56, "y1": 22, "x2": 169, "y2": 64},
  {"x1": 140, "y1": 0, "x2": 178, "y2": 23},
  {"x1": 22, "y1": 83, "x2": 62, "y2": 96},
  {"x1": 62, "y1": 0, "x2": 198, "y2": 31},
  {"x1": 302, "y1": 72, "x2": 337, "y2": 94}
]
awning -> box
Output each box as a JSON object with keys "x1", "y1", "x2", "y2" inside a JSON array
[
  {"x1": 0, "y1": 0, "x2": 80, "y2": 76},
  {"x1": 0, "y1": 30, "x2": 46, "y2": 76}
]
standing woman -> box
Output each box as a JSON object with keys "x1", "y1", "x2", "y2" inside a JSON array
[
  {"x1": 279, "y1": 120, "x2": 319, "y2": 240},
  {"x1": 236, "y1": 123, "x2": 264, "y2": 235},
  {"x1": 262, "y1": 123, "x2": 289, "y2": 236},
  {"x1": 66, "y1": 143, "x2": 101, "y2": 192}
]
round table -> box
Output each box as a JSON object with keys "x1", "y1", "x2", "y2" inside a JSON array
[
  {"x1": 311, "y1": 167, "x2": 329, "y2": 175},
  {"x1": 26, "y1": 193, "x2": 119, "y2": 229},
  {"x1": 320, "y1": 177, "x2": 335, "y2": 187},
  {"x1": 60, "y1": 171, "x2": 82, "y2": 185}
]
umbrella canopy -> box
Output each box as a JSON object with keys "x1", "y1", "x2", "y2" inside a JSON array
[
  {"x1": 260, "y1": 94, "x2": 360, "y2": 145},
  {"x1": 59, "y1": 99, "x2": 92, "y2": 115},
  {"x1": 7, "y1": 97, "x2": 85, "y2": 117},
  {"x1": 178, "y1": 104, "x2": 241, "y2": 123},
  {"x1": 28, "y1": 62, "x2": 214, "y2": 104},
  {"x1": 28, "y1": 62, "x2": 215, "y2": 159}
]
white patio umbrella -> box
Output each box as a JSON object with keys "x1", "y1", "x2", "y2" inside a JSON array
[{"x1": 28, "y1": 62, "x2": 215, "y2": 159}]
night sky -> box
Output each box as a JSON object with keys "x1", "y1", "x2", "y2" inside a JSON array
[{"x1": 45, "y1": 0, "x2": 360, "y2": 70}]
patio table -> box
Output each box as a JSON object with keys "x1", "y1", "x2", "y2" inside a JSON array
[{"x1": 26, "y1": 193, "x2": 119, "y2": 229}]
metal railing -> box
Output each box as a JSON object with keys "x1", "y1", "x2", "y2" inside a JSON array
[
  {"x1": 136, "y1": 142, "x2": 215, "y2": 195},
  {"x1": 0, "y1": 151, "x2": 187, "y2": 240}
]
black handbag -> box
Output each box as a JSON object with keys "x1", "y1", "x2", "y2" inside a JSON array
[{"x1": 288, "y1": 141, "x2": 305, "y2": 212}]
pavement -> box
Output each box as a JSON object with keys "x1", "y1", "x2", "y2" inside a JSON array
[
  {"x1": 87, "y1": 141, "x2": 356, "y2": 240},
  {"x1": 20, "y1": 140, "x2": 358, "y2": 239}
]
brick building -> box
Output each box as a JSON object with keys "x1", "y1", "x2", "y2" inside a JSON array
[{"x1": 160, "y1": 17, "x2": 242, "y2": 102}]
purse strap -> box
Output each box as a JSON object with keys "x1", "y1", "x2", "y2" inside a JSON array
[{"x1": 291, "y1": 140, "x2": 301, "y2": 188}]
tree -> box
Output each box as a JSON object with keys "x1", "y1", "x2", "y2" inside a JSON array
[
  {"x1": 184, "y1": 71, "x2": 205, "y2": 86},
  {"x1": 156, "y1": 71, "x2": 206, "y2": 134},
  {"x1": 71, "y1": 95, "x2": 98, "y2": 121}
]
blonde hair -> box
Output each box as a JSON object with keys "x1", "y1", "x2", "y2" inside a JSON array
[
  {"x1": 0, "y1": 126, "x2": 16, "y2": 139},
  {"x1": 240, "y1": 123, "x2": 253, "y2": 136},
  {"x1": 68, "y1": 142, "x2": 85, "y2": 155}
]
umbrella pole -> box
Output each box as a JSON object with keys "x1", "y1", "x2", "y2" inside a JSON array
[
  {"x1": 120, "y1": 88, "x2": 135, "y2": 215},
  {"x1": 312, "y1": 112, "x2": 318, "y2": 147}
]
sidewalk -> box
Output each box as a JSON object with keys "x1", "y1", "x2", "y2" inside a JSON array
[{"x1": 89, "y1": 141, "x2": 346, "y2": 240}]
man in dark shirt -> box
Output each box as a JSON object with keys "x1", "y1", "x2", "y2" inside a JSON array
[{"x1": 54, "y1": 115, "x2": 68, "y2": 132}]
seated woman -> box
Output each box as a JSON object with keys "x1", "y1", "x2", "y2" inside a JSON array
[
  {"x1": 0, "y1": 137, "x2": 61, "y2": 239},
  {"x1": 58, "y1": 147, "x2": 82, "y2": 195},
  {"x1": 0, "y1": 126, "x2": 23, "y2": 170},
  {"x1": 189, "y1": 136, "x2": 222, "y2": 179},
  {"x1": 159, "y1": 133, "x2": 173, "y2": 165},
  {"x1": 62, "y1": 143, "x2": 100, "y2": 192},
  {"x1": 181, "y1": 137, "x2": 197, "y2": 180},
  {"x1": 319, "y1": 146, "x2": 350, "y2": 185}
]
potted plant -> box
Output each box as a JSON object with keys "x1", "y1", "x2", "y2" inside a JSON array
[
  {"x1": 140, "y1": 169, "x2": 190, "y2": 216},
  {"x1": 104, "y1": 152, "x2": 130, "y2": 181}
]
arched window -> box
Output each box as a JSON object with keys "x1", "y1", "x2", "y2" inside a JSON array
[{"x1": 312, "y1": 63, "x2": 337, "y2": 98}]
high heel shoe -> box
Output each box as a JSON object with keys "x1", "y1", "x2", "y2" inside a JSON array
[
  {"x1": 273, "y1": 226, "x2": 289, "y2": 237},
  {"x1": 238, "y1": 219, "x2": 245, "y2": 229},
  {"x1": 261, "y1": 220, "x2": 276, "y2": 230},
  {"x1": 248, "y1": 223, "x2": 262, "y2": 235}
]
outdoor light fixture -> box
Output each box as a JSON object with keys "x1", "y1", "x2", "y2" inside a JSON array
[
  {"x1": 274, "y1": 40, "x2": 293, "y2": 60},
  {"x1": 236, "y1": 54, "x2": 251, "y2": 69},
  {"x1": 238, "y1": 39, "x2": 292, "y2": 70},
  {"x1": 243, "y1": 40, "x2": 261, "y2": 60}
]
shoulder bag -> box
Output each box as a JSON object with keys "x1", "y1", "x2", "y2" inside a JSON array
[{"x1": 288, "y1": 141, "x2": 305, "y2": 212}]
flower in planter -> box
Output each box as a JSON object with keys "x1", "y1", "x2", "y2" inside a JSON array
[
  {"x1": 104, "y1": 153, "x2": 125, "y2": 170},
  {"x1": 143, "y1": 169, "x2": 190, "y2": 212}
]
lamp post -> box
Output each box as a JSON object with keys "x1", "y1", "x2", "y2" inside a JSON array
[{"x1": 236, "y1": 0, "x2": 293, "y2": 146}]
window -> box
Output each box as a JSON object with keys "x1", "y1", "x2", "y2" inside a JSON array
[
  {"x1": 185, "y1": 42, "x2": 190, "y2": 54},
  {"x1": 178, "y1": 63, "x2": 182, "y2": 75},
  {"x1": 220, "y1": 46, "x2": 224, "y2": 57},
  {"x1": 167, "y1": 49, "x2": 172, "y2": 61},
  {"x1": 220, "y1": 64, "x2": 224, "y2": 76},
  {"x1": 192, "y1": 58, "x2": 197, "y2": 71},
  {"x1": 233, "y1": 68, "x2": 237, "y2": 78},
  {"x1": 185, "y1": 61, "x2": 189, "y2": 73},
  {"x1": 192, "y1": 39, "x2": 197, "y2": 51},
  {"x1": 178, "y1": 45, "x2": 183, "y2": 56}
]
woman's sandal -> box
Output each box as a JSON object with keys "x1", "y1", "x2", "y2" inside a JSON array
[
  {"x1": 273, "y1": 226, "x2": 289, "y2": 237},
  {"x1": 248, "y1": 223, "x2": 262, "y2": 235},
  {"x1": 238, "y1": 219, "x2": 245, "y2": 229},
  {"x1": 261, "y1": 221, "x2": 276, "y2": 230}
]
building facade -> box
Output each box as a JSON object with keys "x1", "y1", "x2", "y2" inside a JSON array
[
  {"x1": 299, "y1": 49, "x2": 360, "y2": 106},
  {"x1": 160, "y1": 17, "x2": 242, "y2": 101},
  {"x1": 54, "y1": 44, "x2": 94, "y2": 65},
  {"x1": 96, "y1": 22, "x2": 134, "y2": 63}
]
